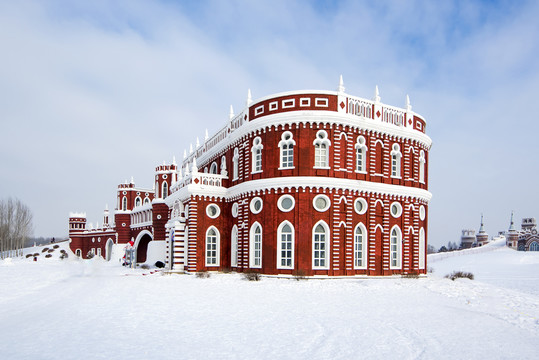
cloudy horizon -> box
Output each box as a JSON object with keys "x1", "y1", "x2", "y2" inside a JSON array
[{"x1": 1, "y1": 0, "x2": 538, "y2": 248}]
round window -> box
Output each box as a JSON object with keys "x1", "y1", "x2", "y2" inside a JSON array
[
  {"x1": 163, "y1": 174, "x2": 168, "y2": 179},
  {"x1": 206, "y1": 204, "x2": 220, "y2": 218},
  {"x1": 92, "y1": 238, "x2": 95, "y2": 243},
  {"x1": 419, "y1": 205, "x2": 426, "y2": 221},
  {"x1": 354, "y1": 198, "x2": 368, "y2": 215},
  {"x1": 391, "y1": 202, "x2": 402, "y2": 218},
  {"x1": 232, "y1": 202, "x2": 239, "y2": 218},
  {"x1": 250, "y1": 197, "x2": 263, "y2": 214},
  {"x1": 278, "y1": 195, "x2": 295, "y2": 212},
  {"x1": 313, "y1": 194, "x2": 330, "y2": 212}
]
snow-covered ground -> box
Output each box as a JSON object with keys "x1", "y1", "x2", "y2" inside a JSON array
[{"x1": 1, "y1": 241, "x2": 538, "y2": 359}]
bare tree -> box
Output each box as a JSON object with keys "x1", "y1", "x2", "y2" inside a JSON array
[{"x1": 0, "y1": 198, "x2": 33, "y2": 259}]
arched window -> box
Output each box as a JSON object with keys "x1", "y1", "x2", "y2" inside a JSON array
[
  {"x1": 135, "y1": 197, "x2": 142, "y2": 207},
  {"x1": 354, "y1": 223, "x2": 367, "y2": 269},
  {"x1": 390, "y1": 226, "x2": 402, "y2": 269},
  {"x1": 143, "y1": 197, "x2": 150, "y2": 205},
  {"x1": 251, "y1": 136, "x2": 264, "y2": 173},
  {"x1": 277, "y1": 221, "x2": 294, "y2": 269},
  {"x1": 233, "y1": 147, "x2": 239, "y2": 180},
  {"x1": 355, "y1": 136, "x2": 368, "y2": 173},
  {"x1": 313, "y1": 221, "x2": 330, "y2": 269},
  {"x1": 313, "y1": 130, "x2": 331, "y2": 168},
  {"x1": 530, "y1": 241, "x2": 539, "y2": 251},
  {"x1": 162, "y1": 181, "x2": 168, "y2": 198},
  {"x1": 155, "y1": 181, "x2": 159, "y2": 198},
  {"x1": 250, "y1": 222, "x2": 262, "y2": 268},
  {"x1": 122, "y1": 197, "x2": 127, "y2": 211},
  {"x1": 419, "y1": 150, "x2": 426, "y2": 183},
  {"x1": 220, "y1": 155, "x2": 227, "y2": 174},
  {"x1": 419, "y1": 227, "x2": 426, "y2": 269},
  {"x1": 278, "y1": 131, "x2": 296, "y2": 169},
  {"x1": 231, "y1": 225, "x2": 238, "y2": 267},
  {"x1": 210, "y1": 162, "x2": 218, "y2": 174},
  {"x1": 390, "y1": 143, "x2": 402, "y2": 178},
  {"x1": 205, "y1": 227, "x2": 219, "y2": 266}
]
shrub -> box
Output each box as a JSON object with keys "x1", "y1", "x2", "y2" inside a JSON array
[
  {"x1": 45, "y1": 254, "x2": 52, "y2": 258},
  {"x1": 60, "y1": 252, "x2": 68, "y2": 260},
  {"x1": 196, "y1": 271, "x2": 211, "y2": 278},
  {"x1": 243, "y1": 272, "x2": 261, "y2": 281},
  {"x1": 155, "y1": 261, "x2": 165, "y2": 268},
  {"x1": 33, "y1": 253, "x2": 39, "y2": 257},
  {"x1": 86, "y1": 251, "x2": 95, "y2": 259},
  {"x1": 26, "y1": 254, "x2": 33, "y2": 258},
  {"x1": 42, "y1": 248, "x2": 49, "y2": 253},
  {"x1": 47, "y1": 249, "x2": 55, "y2": 253},
  {"x1": 140, "y1": 264, "x2": 150, "y2": 270},
  {"x1": 53, "y1": 245, "x2": 60, "y2": 249},
  {"x1": 402, "y1": 272, "x2": 420, "y2": 279},
  {"x1": 292, "y1": 269, "x2": 307, "y2": 281},
  {"x1": 60, "y1": 249, "x2": 67, "y2": 254},
  {"x1": 445, "y1": 271, "x2": 474, "y2": 281}
]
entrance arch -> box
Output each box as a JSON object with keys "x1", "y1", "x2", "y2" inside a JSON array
[
  {"x1": 105, "y1": 238, "x2": 114, "y2": 261},
  {"x1": 134, "y1": 230, "x2": 153, "y2": 263}
]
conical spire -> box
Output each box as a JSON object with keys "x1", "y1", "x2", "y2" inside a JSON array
[
  {"x1": 373, "y1": 85, "x2": 381, "y2": 103},
  {"x1": 337, "y1": 75, "x2": 345, "y2": 93},
  {"x1": 246, "y1": 89, "x2": 252, "y2": 106},
  {"x1": 508, "y1": 211, "x2": 516, "y2": 232},
  {"x1": 205, "y1": 128, "x2": 209, "y2": 141},
  {"x1": 405, "y1": 95, "x2": 412, "y2": 111},
  {"x1": 192, "y1": 157, "x2": 198, "y2": 173},
  {"x1": 130, "y1": 176, "x2": 134, "y2": 184},
  {"x1": 478, "y1": 214, "x2": 486, "y2": 234},
  {"x1": 172, "y1": 156, "x2": 176, "y2": 165},
  {"x1": 183, "y1": 149, "x2": 187, "y2": 159},
  {"x1": 196, "y1": 137, "x2": 200, "y2": 148},
  {"x1": 229, "y1": 105, "x2": 235, "y2": 120},
  {"x1": 189, "y1": 143, "x2": 193, "y2": 154}
]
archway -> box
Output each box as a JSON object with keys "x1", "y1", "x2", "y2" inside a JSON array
[
  {"x1": 134, "y1": 230, "x2": 153, "y2": 263},
  {"x1": 105, "y1": 238, "x2": 114, "y2": 261}
]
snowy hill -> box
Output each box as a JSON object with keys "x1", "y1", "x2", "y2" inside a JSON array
[{"x1": 1, "y1": 243, "x2": 538, "y2": 359}]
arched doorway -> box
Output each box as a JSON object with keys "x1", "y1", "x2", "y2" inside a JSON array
[
  {"x1": 105, "y1": 238, "x2": 114, "y2": 261},
  {"x1": 134, "y1": 230, "x2": 153, "y2": 264}
]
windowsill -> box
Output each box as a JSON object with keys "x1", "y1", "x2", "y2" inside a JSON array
[
  {"x1": 312, "y1": 266, "x2": 330, "y2": 270},
  {"x1": 249, "y1": 265, "x2": 262, "y2": 269},
  {"x1": 355, "y1": 170, "x2": 367, "y2": 174},
  {"x1": 205, "y1": 264, "x2": 220, "y2": 267},
  {"x1": 353, "y1": 266, "x2": 367, "y2": 270},
  {"x1": 278, "y1": 166, "x2": 295, "y2": 170},
  {"x1": 313, "y1": 166, "x2": 331, "y2": 170},
  {"x1": 390, "y1": 176, "x2": 402, "y2": 179},
  {"x1": 277, "y1": 265, "x2": 294, "y2": 270},
  {"x1": 232, "y1": 177, "x2": 239, "y2": 181},
  {"x1": 251, "y1": 170, "x2": 263, "y2": 175}
]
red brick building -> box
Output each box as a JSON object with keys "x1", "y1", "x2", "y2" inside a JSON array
[{"x1": 69, "y1": 77, "x2": 432, "y2": 276}]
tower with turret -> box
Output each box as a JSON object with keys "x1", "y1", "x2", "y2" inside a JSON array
[
  {"x1": 506, "y1": 212, "x2": 519, "y2": 249},
  {"x1": 475, "y1": 214, "x2": 489, "y2": 246}
]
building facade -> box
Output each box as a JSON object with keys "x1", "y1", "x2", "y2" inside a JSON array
[{"x1": 69, "y1": 78, "x2": 432, "y2": 276}]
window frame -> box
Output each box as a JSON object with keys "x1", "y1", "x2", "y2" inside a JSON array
[
  {"x1": 390, "y1": 225, "x2": 402, "y2": 270},
  {"x1": 205, "y1": 226, "x2": 220, "y2": 267},
  {"x1": 313, "y1": 130, "x2": 331, "y2": 169},
  {"x1": 277, "y1": 221, "x2": 294, "y2": 269},
  {"x1": 278, "y1": 131, "x2": 296, "y2": 170},
  {"x1": 249, "y1": 222, "x2": 262, "y2": 268},
  {"x1": 354, "y1": 223, "x2": 368, "y2": 269},
  {"x1": 251, "y1": 136, "x2": 264, "y2": 174},
  {"x1": 312, "y1": 220, "x2": 330, "y2": 270},
  {"x1": 355, "y1": 135, "x2": 368, "y2": 173}
]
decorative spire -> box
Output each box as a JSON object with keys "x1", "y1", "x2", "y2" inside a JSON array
[
  {"x1": 178, "y1": 167, "x2": 183, "y2": 178},
  {"x1": 229, "y1": 105, "x2": 235, "y2": 120},
  {"x1": 509, "y1": 211, "x2": 516, "y2": 232},
  {"x1": 183, "y1": 149, "x2": 187, "y2": 159},
  {"x1": 246, "y1": 89, "x2": 252, "y2": 106},
  {"x1": 478, "y1": 213, "x2": 485, "y2": 233},
  {"x1": 205, "y1": 128, "x2": 209, "y2": 141},
  {"x1": 130, "y1": 176, "x2": 134, "y2": 184},
  {"x1": 162, "y1": 160, "x2": 166, "y2": 165},
  {"x1": 373, "y1": 85, "x2": 381, "y2": 103},
  {"x1": 184, "y1": 163, "x2": 190, "y2": 176},
  {"x1": 337, "y1": 75, "x2": 345, "y2": 93},
  {"x1": 189, "y1": 143, "x2": 193, "y2": 154},
  {"x1": 196, "y1": 137, "x2": 200, "y2": 148},
  {"x1": 192, "y1": 157, "x2": 198, "y2": 174},
  {"x1": 105, "y1": 204, "x2": 109, "y2": 211},
  {"x1": 172, "y1": 156, "x2": 176, "y2": 165},
  {"x1": 405, "y1": 95, "x2": 412, "y2": 112}
]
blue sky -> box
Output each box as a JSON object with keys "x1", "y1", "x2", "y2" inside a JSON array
[{"x1": 1, "y1": 0, "x2": 538, "y2": 248}]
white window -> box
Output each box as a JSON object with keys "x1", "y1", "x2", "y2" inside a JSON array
[
  {"x1": 419, "y1": 227, "x2": 425, "y2": 269},
  {"x1": 250, "y1": 222, "x2": 262, "y2": 268},
  {"x1": 419, "y1": 205, "x2": 426, "y2": 221},
  {"x1": 206, "y1": 204, "x2": 220, "y2": 219},
  {"x1": 390, "y1": 226, "x2": 402, "y2": 269},
  {"x1": 391, "y1": 143, "x2": 402, "y2": 178},
  {"x1": 419, "y1": 150, "x2": 425, "y2": 183},
  {"x1": 355, "y1": 136, "x2": 368, "y2": 172},
  {"x1": 122, "y1": 197, "x2": 127, "y2": 211},
  {"x1": 390, "y1": 202, "x2": 402, "y2": 218},
  {"x1": 162, "y1": 181, "x2": 168, "y2": 198},
  {"x1": 278, "y1": 131, "x2": 296, "y2": 169},
  {"x1": 354, "y1": 197, "x2": 368, "y2": 215},
  {"x1": 250, "y1": 197, "x2": 263, "y2": 214},
  {"x1": 143, "y1": 197, "x2": 150, "y2": 205},
  {"x1": 277, "y1": 221, "x2": 294, "y2": 269},
  {"x1": 313, "y1": 130, "x2": 331, "y2": 168},
  {"x1": 210, "y1": 162, "x2": 218, "y2": 174},
  {"x1": 231, "y1": 225, "x2": 238, "y2": 267},
  {"x1": 233, "y1": 147, "x2": 239, "y2": 180},
  {"x1": 205, "y1": 227, "x2": 220, "y2": 266},
  {"x1": 312, "y1": 221, "x2": 330, "y2": 269},
  {"x1": 354, "y1": 223, "x2": 367, "y2": 269},
  {"x1": 251, "y1": 136, "x2": 263, "y2": 173},
  {"x1": 135, "y1": 196, "x2": 142, "y2": 207},
  {"x1": 97, "y1": 248, "x2": 102, "y2": 257},
  {"x1": 277, "y1": 194, "x2": 295, "y2": 212},
  {"x1": 313, "y1": 194, "x2": 331, "y2": 212},
  {"x1": 155, "y1": 181, "x2": 159, "y2": 198},
  {"x1": 231, "y1": 202, "x2": 239, "y2": 218}
]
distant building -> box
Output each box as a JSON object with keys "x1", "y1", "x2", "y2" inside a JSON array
[
  {"x1": 475, "y1": 215, "x2": 489, "y2": 246},
  {"x1": 460, "y1": 229, "x2": 476, "y2": 249},
  {"x1": 516, "y1": 218, "x2": 539, "y2": 251}
]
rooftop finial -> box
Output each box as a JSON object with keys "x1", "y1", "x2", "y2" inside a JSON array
[
  {"x1": 478, "y1": 213, "x2": 485, "y2": 233},
  {"x1": 509, "y1": 211, "x2": 516, "y2": 232},
  {"x1": 246, "y1": 89, "x2": 252, "y2": 106},
  {"x1": 130, "y1": 176, "x2": 134, "y2": 184},
  {"x1": 105, "y1": 204, "x2": 109, "y2": 211},
  {"x1": 373, "y1": 85, "x2": 381, "y2": 103},
  {"x1": 196, "y1": 137, "x2": 200, "y2": 148},
  {"x1": 205, "y1": 128, "x2": 209, "y2": 141},
  {"x1": 183, "y1": 149, "x2": 187, "y2": 159},
  {"x1": 189, "y1": 143, "x2": 193, "y2": 154},
  {"x1": 406, "y1": 94, "x2": 412, "y2": 112},
  {"x1": 192, "y1": 157, "x2": 198, "y2": 174},
  {"x1": 229, "y1": 105, "x2": 235, "y2": 120},
  {"x1": 338, "y1": 75, "x2": 345, "y2": 93},
  {"x1": 172, "y1": 156, "x2": 176, "y2": 165}
]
